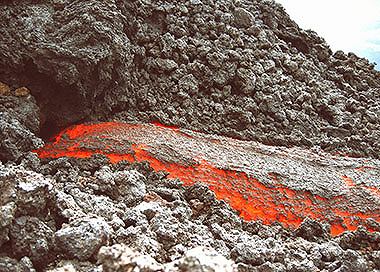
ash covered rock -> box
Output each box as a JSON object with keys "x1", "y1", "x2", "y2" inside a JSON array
[
  {"x1": 46, "y1": 261, "x2": 99, "y2": 272},
  {"x1": 9, "y1": 216, "x2": 55, "y2": 267},
  {"x1": 1, "y1": 0, "x2": 379, "y2": 158},
  {"x1": 0, "y1": 256, "x2": 36, "y2": 272},
  {"x1": 1, "y1": 158, "x2": 380, "y2": 271},
  {"x1": 174, "y1": 246, "x2": 237, "y2": 271},
  {"x1": 98, "y1": 244, "x2": 237, "y2": 272},
  {"x1": 0, "y1": 165, "x2": 55, "y2": 269},
  {"x1": 94, "y1": 166, "x2": 147, "y2": 206},
  {"x1": 97, "y1": 244, "x2": 164, "y2": 272},
  {"x1": 55, "y1": 217, "x2": 112, "y2": 261},
  {"x1": 0, "y1": 85, "x2": 43, "y2": 161},
  {"x1": 0, "y1": 164, "x2": 53, "y2": 249}
]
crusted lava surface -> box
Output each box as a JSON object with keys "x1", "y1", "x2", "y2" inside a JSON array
[
  {"x1": 35, "y1": 122, "x2": 380, "y2": 236},
  {"x1": 1, "y1": 0, "x2": 380, "y2": 271}
]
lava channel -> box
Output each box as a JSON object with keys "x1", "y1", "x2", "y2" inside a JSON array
[{"x1": 34, "y1": 122, "x2": 380, "y2": 236}]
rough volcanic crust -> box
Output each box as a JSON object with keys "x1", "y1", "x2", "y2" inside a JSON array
[
  {"x1": 0, "y1": 91, "x2": 43, "y2": 162},
  {"x1": 0, "y1": 0, "x2": 379, "y2": 158},
  {"x1": 0, "y1": 156, "x2": 379, "y2": 271},
  {"x1": 33, "y1": 122, "x2": 380, "y2": 233}
]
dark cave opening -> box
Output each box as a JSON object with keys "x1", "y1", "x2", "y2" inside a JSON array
[
  {"x1": 39, "y1": 120, "x2": 61, "y2": 142},
  {"x1": 18, "y1": 60, "x2": 91, "y2": 142}
]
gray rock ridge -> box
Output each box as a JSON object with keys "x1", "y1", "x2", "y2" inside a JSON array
[
  {"x1": 0, "y1": 1, "x2": 132, "y2": 128},
  {"x1": 0, "y1": 90, "x2": 43, "y2": 162},
  {"x1": 0, "y1": 0, "x2": 379, "y2": 158}
]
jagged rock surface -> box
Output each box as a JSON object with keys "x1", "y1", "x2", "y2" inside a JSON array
[
  {"x1": 0, "y1": 86, "x2": 43, "y2": 161},
  {"x1": 33, "y1": 122, "x2": 380, "y2": 234},
  {"x1": 0, "y1": 0, "x2": 380, "y2": 271},
  {"x1": 1, "y1": 159, "x2": 380, "y2": 271},
  {"x1": 0, "y1": 0, "x2": 379, "y2": 158}
]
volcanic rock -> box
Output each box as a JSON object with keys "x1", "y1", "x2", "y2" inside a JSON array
[
  {"x1": 233, "y1": 8, "x2": 255, "y2": 28},
  {"x1": 55, "y1": 217, "x2": 112, "y2": 261},
  {"x1": 0, "y1": 81, "x2": 10, "y2": 96},
  {"x1": 94, "y1": 167, "x2": 147, "y2": 206},
  {"x1": 0, "y1": 1, "x2": 132, "y2": 128},
  {"x1": 295, "y1": 218, "x2": 330, "y2": 242},
  {"x1": 0, "y1": 256, "x2": 36, "y2": 272},
  {"x1": 0, "y1": 156, "x2": 379, "y2": 270},
  {"x1": 0, "y1": 164, "x2": 53, "y2": 249},
  {"x1": 98, "y1": 244, "x2": 237, "y2": 272},
  {"x1": 98, "y1": 244, "x2": 164, "y2": 272},
  {"x1": 0, "y1": 0, "x2": 380, "y2": 271},
  {"x1": 46, "y1": 262, "x2": 97, "y2": 272},
  {"x1": 9, "y1": 216, "x2": 55, "y2": 267},
  {"x1": 1, "y1": 0, "x2": 379, "y2": 158},
  {"x1": 171, "y1": 246, "x2": 237, "y2": 272},
  {"x1": 0, "y1": 90, "x2": 42, "y2": 161},
  {"x1": 0, "y1": 201, "x2": 15, "y2": 247}
]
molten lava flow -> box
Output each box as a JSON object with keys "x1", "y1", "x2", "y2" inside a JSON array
[
  {"x1": 150, "y1": 121, "x2": 180, "y2": 130},
  {"x1": 34, "y1": 122, "x2": 380, "y2": 236}
]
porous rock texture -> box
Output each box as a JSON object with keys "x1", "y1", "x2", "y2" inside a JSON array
[
  {"x1": 0, "y1": 0, "x2": 379, "y2": 158},
  {"x1": 1, "y1": 158, "x2": 380, "y2": 271},
  {"x1": 0, "y1": 0, "x2": 380, "y2": 271},
  {"x1": 0, "y1": 83, "x2": 43, "y2": 161}
]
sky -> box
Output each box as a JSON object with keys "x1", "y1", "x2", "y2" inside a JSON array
[{"x1": 275, "y1": 0, "x2": 380, "y2": 69}]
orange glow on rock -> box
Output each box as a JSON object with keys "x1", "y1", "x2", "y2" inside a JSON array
[
  {"x1": 150, "y1": 121, "x2": 179, "y2": 130},
  {"x1": 342, "y1": 175, "x2": 355, "y2": 187},
  {"x1": 34, "y1": 122, "x2": 380, "y2": 236},
  {"x1": 355, "y1": 165, "x2": 375, "y2": 172},
  {"x1": 367, "y1": 186, "x2": 380, "y2": 198}
]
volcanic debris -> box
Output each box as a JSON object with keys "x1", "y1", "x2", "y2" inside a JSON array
[
  {"x1": 0, "y1": 0, "x2": 379, "y2": 158},
  {"x1": 0, "y1": 0, "x2": 379, "y2": 271}
]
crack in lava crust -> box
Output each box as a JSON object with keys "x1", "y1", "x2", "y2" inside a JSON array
[{"x1": 34, "y1": 122, "x2": 380, "y2": 236}]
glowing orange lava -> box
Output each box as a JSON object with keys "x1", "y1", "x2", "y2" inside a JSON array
[
  {"x1": 34, "y1": 122, "x2": 380, "y2": 236},
  {"x1": 150, "y1": 121, "x2": 180, "y2": 130}
]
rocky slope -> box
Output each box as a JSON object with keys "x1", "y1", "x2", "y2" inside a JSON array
[
  {"x1": 0, "y1": 0, "x2": 380, "y2": 271},
  {"x1": 1, "y1": 157, "x2": 380, "y2": 271},
  {"x1": 0, "y1": 0, "x2": 379, "y2": 159}
]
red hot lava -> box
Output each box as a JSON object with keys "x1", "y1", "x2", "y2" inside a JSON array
[{"x1": 34, "y1": 122, "x2": 380, "y2": 236}]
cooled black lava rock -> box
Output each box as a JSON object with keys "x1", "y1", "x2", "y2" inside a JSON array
[
  {"x1": 0, "y1": 1, "x2": 132, "y2": 129},
  {"x1": 9, "y1": 216, "x2": 55, "y2": 268},
  {"x1": 1, "y1": 0, "x2": 379, "y2": 158},
  {"x1": 0, "y1": 92, "x2": 43, "y2": 162},
  {"x1": 295, "y1": 218, "x2": 330, "y2": 242}
]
